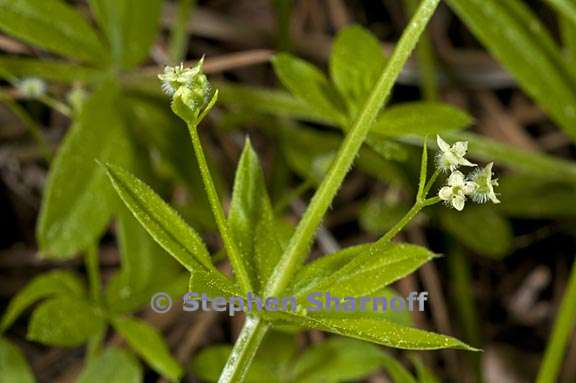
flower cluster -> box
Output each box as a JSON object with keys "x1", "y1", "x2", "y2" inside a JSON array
[
  {"x1": 158, "y1": 58, "x2": 215, "y2": 123},
  {"x1": 17, "y1": 78, "x2": 46, "y2": 99},
  {"x1": 436, "y1": 136, "x2": 499, "y2": 211}
]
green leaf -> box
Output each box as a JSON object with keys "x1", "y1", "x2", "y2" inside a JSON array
[
  {"x1": 293, "y1": 337, "x2": 385, "y2": 383},
  {"x1": 0, "y1": 0, "x2": 107, "y2": 64},
  {"x1": 292, "y1": 244, "x2": 369, "y2": 294},
  {"x1": 373, "y1": 102, "x2": 472, "y2": 137},
  {"x1": 0, "y1": 57, "x2": 101, "y2": 83},
  {"x1": 217, "y1": 82, "x2": 332, "y2": 125},
  {"x1": 439, "y1": 206, "x2": 513, "y2": 259},
  {"x1": 280, "y1": 122, "x2": 341, "y2": 183},
  {"x1": 445, "y1": 132, "x2": 576, "y2": 184},
  {"x1": 0, "y1": 337, "x2": 36, "y2": 383},
  {"x1": 266, "y1": 311, "x2": 476, "y2": 351},
  {"x1": 360, "y1": 197, "x2": 410, "y2": 235},
  {"x1": 103, "y1": 162, "x2": 213, "y2": 272},
  {"x1": 106, "y1": 209, "x2": 183, "y2": 313},
  {"x1": 37, "y1": 83, "x2": 134, "y2": 258},
  {"x1": 190, "y1": 332, "x2": 295, "y2": 383},
  {"x1": 330, "y1": 25, "x2": 387, "y2": 117},
  {"x1": 546, "y1": 0, "x2": 576, "y2": 28},
  {"x1": 1, "y1": 270, "x2": 85, "y2": 331},
  {"x1": 272, "y1": 53, "x2": 346, "y2": 125},
  {"x1": 191, "y1": 345, "x2": 235, "y2": 382},
  {"x1": 294, "y1": 243, "x2": 436, "y2": 298},
  {"x1": 27, "y1": 296, "x2": 105, "y2": 347},
  {"x1": 78, "y1": 347, "x2": 142, "y2": 383},
  {"x1": 497, "y1": 174, "x2": 576, "y2": 218},
  {"x1": 254, "y1": 217, "x2": 284, "y2": 289},
  {"x1": 89, "y1": 0, "x2": 163, "y2": 68},
  {"x1": 229, "y1": 138, "x2": 280, "y2": 289},
  {"x1": 188, "y1": 268, "x2": 241, "y2": 298},
  {"x1": 410, "y1": 355, "x2": 440, "y2": 383},
  {"x1": 380, "y1": 353, "x2": 417, "y2": 383},
  {"x1": 112, "y1": 317, "x2": 182, "y2": 382},
  {"x1": 447, "y1": 0, "x2": 576, "y2": 141},
  {"x1": 191, "y1": 344, "x2": 278, "y2": 383}
]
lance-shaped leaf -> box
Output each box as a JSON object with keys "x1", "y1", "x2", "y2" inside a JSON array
[
  {"x1": 1, "y1": 270, "x2": 85, "y2": 331},
  {"x1": 0, "y1": 337, "x2": 35, "y2": 383},
  {"x1": 78, "y1": 347, "x2": 142, "y2": 383},
  {"x1": 0, "y1": 0, "x2": 108, "y2": 64},
  {"x1": 89, "y1": 0, "x2": 163, "y2": 68},
  {"x1": 266, "y1": 311, "x2": 477, "y2": 351},
  {"x1": 447, "y1": 0, "x2": 576, "y2": 141},
  {"x1": 272, "y1": 53, "x2": 347, "y2": 125},
  {"x1": 188, "y1": 268, "x2": 242, "y2": 298},
  {"x1": 37, "y1": 83, "x2": 134, "y2": 258},
  {"x1": 0, "y1": 57, "x2": 101, "y2": 83},
  {"x1": 294, "y1": 243, "x2": 437, "y2": 299},
  {"x1": 330, "y1": 25, "x2": 387, "y2": 117},
  {"x1": 229, "y1": 139, "x2": 280, "y2": 289},
  {"x1": 373, "y1": 102, "x2": 472, "y2": 137},
  {"x1": 379, "y1": 353, "x2": 418, "y2": 383},
  {"x1": 546, "y1": 0, "x2": 576, "y2": 29},
  {"x1": 27, "y1": 296, "x2": 105, "y2": 347},
  {"x1": 440, "y1": 206, "x2": 512, "y2": 259},
  {"x1": 112, "y1": 317, "x2": 182, "y2": 382},
  {"x1": 105, "y1": 209, "x2": 184, "y2": 314},
  {"x1": 102, "y1": 162, "x2": 213, "y2": 272},
  {"x1": 293, "y1": 337, "x2": 386, "y2": 383}
]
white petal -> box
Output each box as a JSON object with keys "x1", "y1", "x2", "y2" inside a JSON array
[
  {"x1": 452, "y1": 195, "x2": 465, "y2": 211},
  {"x1": 458, "y1": 157, "x2": 478, "y2": 167},
  {"x1": 485, "y1": 162, "x2": 494, "y2": 173},
  {"x1": 448, "y1": 171, "x2": 465, "y2": 186},
  {"x1": 452, "y1": 141, "x2": 468, "y2": 156},
  {"x1": 444, "y1": 152, "x2": 461, "y2": 167},
  {"x1": 463, "y1": 181, "x2": 477, "y2": 195},
  {"x1": 436, "y1": 135, "x2": 450, "y2": 152},
  {"x1": 439, "y1": 186, "x2": 453, "y2": 200},
  {"x1": 489, "y1": 191, "x2": 501, "y2": 204}
]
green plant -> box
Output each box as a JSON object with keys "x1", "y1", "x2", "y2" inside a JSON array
[{"x1": 97, "y1": 1, "x2": 519, "y2": 381}]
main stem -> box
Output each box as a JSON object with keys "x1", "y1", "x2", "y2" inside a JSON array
[
  {"x1": 187, "y1": 123, "x2": 253, "y2": 293},
  {"x1": 217, "y1": 317, "x2": 270, "y2": 383}
]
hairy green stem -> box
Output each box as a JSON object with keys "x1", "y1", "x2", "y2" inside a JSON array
[
  {"x1": 536, "y1": 257, "x2": 576, "y2": 383},
  {"x1": 187, "y1": 123, "x2": 253, "y2": 293},
  {"x1": 265, "y1": 0, "x2": 442, "y2": 298},
  {"x1": 217, "y1": 317, "x2": 270, "y2": 383},
  {"x1": 376, "y1": 196, "x2": 439, "y2": 246}
]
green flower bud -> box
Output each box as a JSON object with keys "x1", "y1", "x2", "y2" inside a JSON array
[{"x1": 158, "y1": 58, "x2": 216, "y2": 124}]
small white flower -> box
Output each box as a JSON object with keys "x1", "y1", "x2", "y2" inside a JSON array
[
  {"x1": 17, "y1": 78, "x2": 46, "y2": 98},
  {"x1": 438, "y1": 170, "x2": 477, "y2": 211},
  {"x1": 469, "y1": 162, "x2": 500, "y2": 204},
  {"x1": 436, "y1": 135, "x2": 477, "y2": 172}
]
